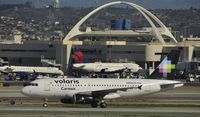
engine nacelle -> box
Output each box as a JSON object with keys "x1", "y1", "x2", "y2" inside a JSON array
[
  {"x1": 60, "y1": 95, "x2": 93, "y2": 104},
  {"x1": 60, "y1": 98, "x2": 74, "y2": 104}
]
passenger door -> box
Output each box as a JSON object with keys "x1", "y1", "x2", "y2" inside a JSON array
[{"x1": 44, "y1": 81, "x2": 50, "y2": 91}]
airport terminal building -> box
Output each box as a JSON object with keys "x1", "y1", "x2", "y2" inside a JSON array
[{"x1": 0, "y1": 35, "x2": 200, "y2": 75}]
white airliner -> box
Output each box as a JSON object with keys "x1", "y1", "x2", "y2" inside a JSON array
[
  {"x1": 0, "y1": 66, "x2": 64, "y2": 80},
  {"x1": 73, "y1": 62, "x2": 142, "y2": 73},
  {"x1": 22, "y1": 49, "x2": 183, "y2": 108}
]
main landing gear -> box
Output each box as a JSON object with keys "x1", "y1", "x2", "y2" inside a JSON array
[
  {"x1": 10, "y1": 99, "x2": 15, "y2": 105},
  {"x1": 91, "y1": 100, "x2": 107, "y2": 108},
  {"x1": 43, "y1": 103, "x2": 48, "y2": 107},
  {"x1": 43, "y1": 98, "x2": 48, "y2": 107}
]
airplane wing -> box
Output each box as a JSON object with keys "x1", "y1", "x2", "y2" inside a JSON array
[
  {"x1": 100, "y1": 68, "x2": 107, "y2": 73},
  {"x1": 160, "y1": 83, "x2": 184, "y2": 91},
  {"x1": 92, "y1": 85, "x2": 142, "y2": 98},
  {"x1": 73, "y1": 65, "x2": 85, "y2": 69},
  {"x1": 0, "y1": 67, "x2": 14, "y2": 74},
  {"x1": 0, "y1": 70, "x2": 9, "y2": 74},
  {"x1": 19, "y1": 69, "x2": 62, "y2": 76},
  {"x1": 77, "y1": 85, "x2": 142, "y2": 98},
  {"x1": 103, "y1": 67, "x2": 131, "y2": 73}
]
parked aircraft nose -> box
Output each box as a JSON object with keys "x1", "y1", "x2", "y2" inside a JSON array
[{"x1": 21, "y1": 87, "x2": 30, "y2": 96}]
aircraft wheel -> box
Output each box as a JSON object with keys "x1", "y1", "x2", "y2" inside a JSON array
[
  {"x1": 43, "y1": 103, "x2": 48, "y2": 107},
  {"x1": 10, "y1": 99, "x2": 15, "y2": 105},
  {"x1": 100, "y1": 102, "x2": 107, "y2": 108},
  {"x1": 91, "y1": 101, "x2": 98, "y2": 108}
]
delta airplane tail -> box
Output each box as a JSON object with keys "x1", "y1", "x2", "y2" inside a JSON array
[{"x1": 148, "y1": 48, "x2": 182, "y2": 79}]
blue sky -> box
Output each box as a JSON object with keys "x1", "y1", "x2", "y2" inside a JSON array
[{"x1": 0, "y1": 0, "x2": 199, "y2": 9}]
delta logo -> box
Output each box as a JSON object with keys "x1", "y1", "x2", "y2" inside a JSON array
[{"x1": 158, "y1": 57, "x2": 175, "y2": 77}]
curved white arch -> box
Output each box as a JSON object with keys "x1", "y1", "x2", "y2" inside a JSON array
[
  {"x1": 123, "y1": 2, "x2": 165, "y2": 44},
  {"x1": 131, "y1": 3, "x2": 177, "y2": 43},
  {"x1": 63, "y1": 1, "x2": 123, "y2": 43},
  {"x1": 63, "y1": 1, "x2": 177, "y2": 65}
]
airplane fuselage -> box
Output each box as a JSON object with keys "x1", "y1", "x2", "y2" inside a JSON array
[
  {"x1": 0, "y1": 66, "x2": 64, "y2": 75},
  {"x1": 73, "y1": 62, "x2": 142, "y2": 73},
  {"x1": 22, "y1": 78, "x2": 182, "y2": 100}
]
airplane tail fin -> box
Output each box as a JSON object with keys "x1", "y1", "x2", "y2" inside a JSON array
[
  {"x1": 69, "y1": 48, "x2": 84, "y2": 67},
  {"x1": 148, "y1": 48, "x2": 182, "y2": 80}
]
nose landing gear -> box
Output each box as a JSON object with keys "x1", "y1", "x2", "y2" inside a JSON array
[
  {"x1": 10, "y1": 99, "x2": 15, "y2": 105},
  {"x1": 43, "y1": 103, "x2": 48, "y2": 107},
  {"x1": 43, "y1": 98, "x2": 48, "y2": 107},
  {"x1": 91, "y1": 100, "x2": 107, "y2": 108},
  {"x1": 99, "y1": 101, "x2": 107, "y2": 108}
]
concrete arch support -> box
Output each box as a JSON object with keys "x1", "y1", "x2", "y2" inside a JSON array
[
  {"x1": 133, "y1": 4, "x2": 177, "y2": 43},
  {"x1": 63, "y1": 1, "x2": 177, "y2": 66}
]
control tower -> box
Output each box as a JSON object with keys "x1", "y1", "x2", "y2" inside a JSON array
[{"x1": 54, "y1": 0, "x2": 60, "y2": 8}]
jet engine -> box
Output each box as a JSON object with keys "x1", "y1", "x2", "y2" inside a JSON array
[
  {"x1": 60, "y1": 98, "x2": 74, "y2": 104},
  {"x1": 60, "y1": 95, "x2": 92, "y2": 104}
]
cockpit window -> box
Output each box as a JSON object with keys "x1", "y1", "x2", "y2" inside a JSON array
[{"x1": 24, "y1": 83, "x2": 38, "y2": 86}]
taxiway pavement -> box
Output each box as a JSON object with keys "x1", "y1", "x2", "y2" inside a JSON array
[
  {"x1": 0, "y1": 85, "x2": 200, "y2": 117},
  {"x1": 0, "y1": 106, "x2": 200, "y2": 117}
]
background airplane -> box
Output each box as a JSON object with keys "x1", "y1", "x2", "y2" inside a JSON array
[
  {"x1": 73, "y1": 62, "x2": 142, "y2": 73},
  {"x1": 73, "y1": 62, "x2": 142, "y2": 78},
  {"x1": 70, "y1": 48, "x2": 143, "y2": 77},
  {"x1": 21, "y1": 48, "x2": 183, "y2": 108},
  {"x1": 0, "y1": 65, "x2": 64, "y2": 81}
]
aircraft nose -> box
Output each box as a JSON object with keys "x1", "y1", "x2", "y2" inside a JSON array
[{"x1": 21, "y1": 87, "x2": 29, "y2": 96}]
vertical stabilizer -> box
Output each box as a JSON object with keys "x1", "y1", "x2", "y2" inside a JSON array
[{"x1": 148, "y1": 48, "x2": 182, "y2": 79}]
